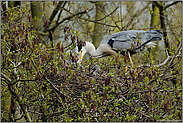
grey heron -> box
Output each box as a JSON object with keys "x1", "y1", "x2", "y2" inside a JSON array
[{"x1": 77, "y1": 30, "x2": 163, "y2": 65}]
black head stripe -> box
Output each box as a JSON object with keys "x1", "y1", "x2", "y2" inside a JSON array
[
  {"x1": 78, "y1": 41, "x2": 83, "y2": 52},
  {"x1": 107, "y1": 38, "x2": 114, "y2": 48}
]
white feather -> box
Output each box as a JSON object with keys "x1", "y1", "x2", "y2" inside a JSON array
[{"x1": 145, "y1": 42, "x2": 157, "y2": 48}]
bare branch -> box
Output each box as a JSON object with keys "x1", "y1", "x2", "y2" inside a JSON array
[
  {"x1": 137, "y1": 47, "x2": 181, "y2": 68},
  {"x1": 165, "y1": 1, "x2": 181, "y2": 9},
  {"x1": 45, "y1": 77, "x2": 68, "y2": 98},
  {"x1": 124, "y1": 3, "x2": 150, "y2": 29},
  {"x1": 49, "y1": 1, "x2": 66, "y2": 24},
  {"x1": 56, "y1": 1, "x2": 67, "y2": 24},
  {"x1": 8, "y1": 85, "x2": 32, "y2": 122},
  {"x1": 152, "y1": 1, "x2": 163, "y2": 9},
  {"x1": 95, "y1": 6, "x2": 119, "y2": 21},
  {"x1": 160, "y1": 42, "x2": 182, "y2": 79},
  {"x1": 48, "y1": 8, "x2": 93, "y2": 32},
  {"x1": 1, "y1": 73, "x2": 12, "y2": 83}
]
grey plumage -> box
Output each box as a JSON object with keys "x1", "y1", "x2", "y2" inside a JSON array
[
  {"x1": 77, "y1": 30, "x2": 163, "y2": 63},
  {"x1": 100, "y1": 30, "x2": 163, "y2": 55}
]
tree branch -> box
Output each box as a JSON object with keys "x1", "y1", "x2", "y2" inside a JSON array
[
  {"x1": 125, "y1": 3, "x2": 150, "y2": 29},
  {"x1": 165, "y1": 1, "x2": 181, "y2": 9},
  {"x1": 152, "y1": 1, "x2": 163, "y2": 9},
  {"x1": 45, "y1": 77, "x2": 68, "y2": 98},
  {"x1": 56, "y1": 1, "x2": 67, "y2": 24},
  {"x1": 48, "y1": 8, "x2": 93, "y2": 32},
  {"x1": 49, "y1": 1, "x2": 65, "y2": 24},
  {"x1": 79, "y1": 17, "x2": 117, "y2": 28},
  {"x1": 8, "y1": 85, "x2": 32, "y2": 122},
  {"x1": 1, "y1": 73, "x2": 12, "y2": 83},
  {"x1": 94, "y1": 6, "x2": 119, "y2": 21},
  {"x1": 161, "y1": 42, "x2": 182, "y2": 77}
]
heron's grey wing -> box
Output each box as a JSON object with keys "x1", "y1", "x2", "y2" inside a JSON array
[
  {"x1": 103, "y1": 30, "x2": 142, "y2": 51},
  {"x1": 101, "y1": 30, "x2": 163, "y2": 51}
]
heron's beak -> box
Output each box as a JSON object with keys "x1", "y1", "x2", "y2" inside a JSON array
[
  {"x1": 77, "y1": 51, "x2": 83, "y2": 63},
  {"x1": 79, "y1": 51, "x2": 83, "y2": 60}
]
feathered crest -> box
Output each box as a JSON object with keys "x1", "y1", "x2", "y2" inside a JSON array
[{"x1": 77, "y1": 40, "x2": 86, "y2": 52}]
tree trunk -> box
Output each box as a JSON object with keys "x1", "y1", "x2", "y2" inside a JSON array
[
  {"x1": 30, "y1": 1, "x2": 44, "y2": 31},
  {"x1": 92, "y1": 1, "x2": 105, "y2": 48},
  {"x1": 150, "y1": 3, "x2": 161, "y2": 60},
  {"x1": 150, "y1": 4, "x2": 160, "y2": 28}
]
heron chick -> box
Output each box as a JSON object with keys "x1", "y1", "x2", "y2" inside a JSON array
[{"x1": 77, "y1": 30, "x2": 163, "y2": 64}]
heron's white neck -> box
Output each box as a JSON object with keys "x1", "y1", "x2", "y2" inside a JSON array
[{"x1": 85, "y1": 42, "x2": 104, "y2": 58}]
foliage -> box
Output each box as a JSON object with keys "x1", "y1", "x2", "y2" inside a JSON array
[{"x1": 1, "y1": 1, "x2": 182, "y2": 122}]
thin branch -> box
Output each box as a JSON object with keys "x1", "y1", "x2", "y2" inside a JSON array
[
  {"x1": 49, "y1": 1, "x2": 65, "y2": 24},
  {"x1": 95, "y1": 6, "x2": 119, "y2": 21},
  {"x1": 79, "y1": 17, "x2": 117, "y2": 28},
  {"x1": 8, "y1": 85, "x2": 32, "y2": 122},
  {"x1": 56, "y1": 1, "x2": 67, "y2": 24},
  {"x1": 137, "y1": 48, "x2": 181, "y2": 68},
  {"x1": 165, "y1": 1, "x2": 181, "y2": 9},
  {"x1": 45, "y1": 77, "x2": 68, "y2": 98},
  {"x1": 1, "y1": 73, "x2": 12, "y2": 83},
  {"x1": 160, "y1": 42, "x2": 182, "y2": 79},
  {"x1": 48, "y1": 8, "x2": 93, "y2": 32},
  {"x1": 125, "y1": 3, "x2": 150, "y2": 29},
  {"x1": 14, "y1": 114, "x2": 24, "y2": 122},
  {"x1": 121, "y1": 2, "x2": 136, "y2": 23}
]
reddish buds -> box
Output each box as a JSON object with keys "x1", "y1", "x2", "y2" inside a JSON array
[
  {"x1": 114, "y1": 83, "x2": 117, "y2": 90},
  {"x1": 105, "y1": 76, "x2": 111, "y2": 86},
  {"x1": 61, "y1": 45, "x2": 64, "y2": 52},
  {"x1": 57, "y1": 42, "x2": 60, "y2": 51},
  {"x1": 137, "y1": 41, "x2": 139, "y2": 48},
  {"x1": 46, "y1": 20, "x2": 49, "y2": 26},
  {"x1": 71, "y1": 56, "x2": 75, "y2": 63},
  {"x1": 64, "y1": 26, "x2": 70, "y2": 33},
  {"x1": 71, "y1": 35, "x2": 75, "y2": 44},
  {"x1": 77, "y1": 36, "x2": 79, "y2": 44},
  {"x1": 28, "y1": 14, "x2": 31, "y2": 22},
  {"x1": 37, "y1": 72, "x2": 40, "y2": 80},
  {"x1": 64, "y1": 35, "x2": 67, "y2": 41}
]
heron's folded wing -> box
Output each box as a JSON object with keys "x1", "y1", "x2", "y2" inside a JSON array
[{"x1": 112, "y1": 35, "x2": 140, "y2": 51}]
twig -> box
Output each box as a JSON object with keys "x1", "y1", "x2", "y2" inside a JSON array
[
  {"x1": 1, "y1": 73, "x2": 12, "y2": 84},
  {"x1": 161, "y1": 42, "x2": 182, "y2": 78},
  {"x1": 164, "y1": 1, "x2": 181, "y2": 9},
  {"x1": 137, "y1": 47, "x2": 181, "y2": 68},
  {"x1": 14, "y1": 114, "x2": 24, "y2": 122},
  {"x1": 45, "y1": 77, "x2": 67, "y2": 98},
  {"x1": 94, "y1": 6, "x2": 119, "y2": 22},
  {"x1": 56, "y1": 1, "x2": 67, "y2": 24},
  {"x1": 49, "y1": 1, "x2": 65, "y2": 24},
  {"x1": 8, "y1": 84, "x2": 32, "y2": 122},
  {"x1": 80, "y1": 17, "x2": 118, "y2": 28},
  {"x1": 48, "y1": 8, "x2": 93, "y2": 32},
  {"x1": 125, "y1": 3, "x2": 150, "y2": 29}
]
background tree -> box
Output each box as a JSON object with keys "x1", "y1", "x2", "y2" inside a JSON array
[
  {"x1": 1, "y1": 1, "x2": 182, "y2": 122},
  {"x1": 92, "y1": 1, "x2": 105, "y2": 48}
]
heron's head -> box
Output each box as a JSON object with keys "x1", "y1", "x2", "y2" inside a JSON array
[
  {"x1": 77, "y1": 41, "x2": 96, "y2": 63},
  {"x1": 77, "y1": 41, "x2": 87, "y2": 63}
]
